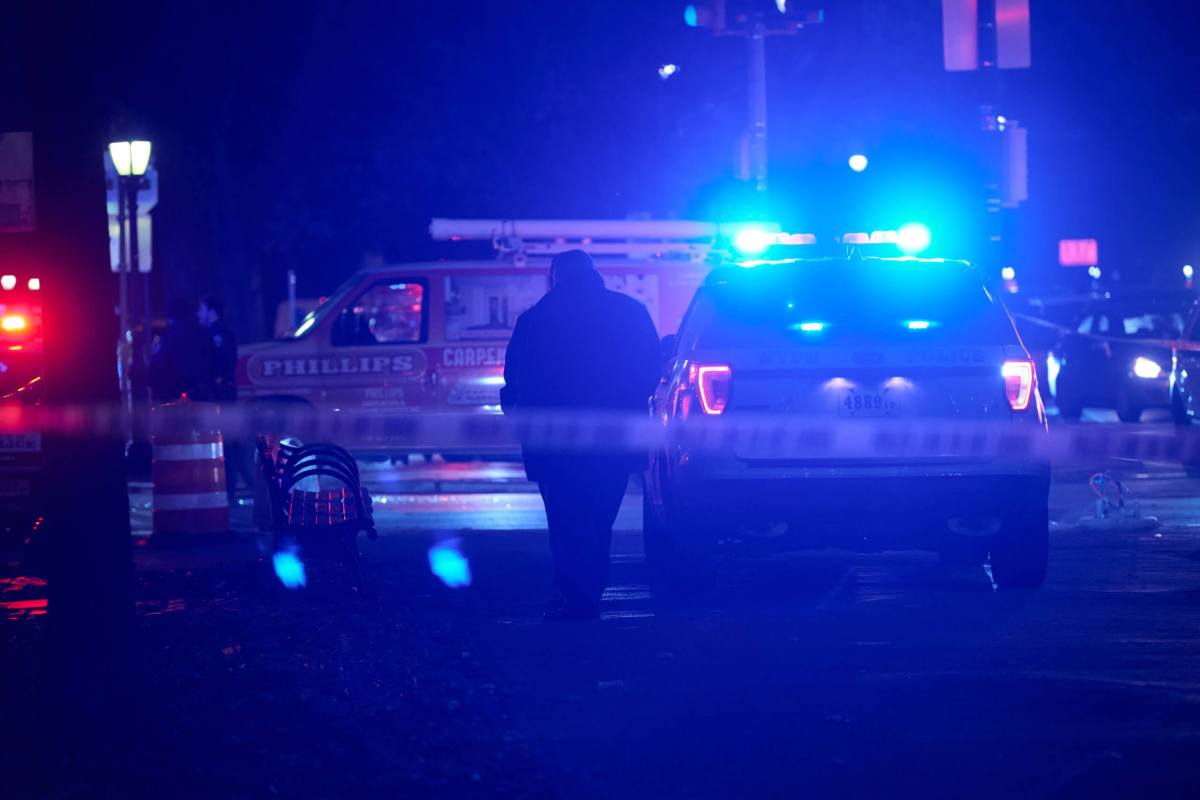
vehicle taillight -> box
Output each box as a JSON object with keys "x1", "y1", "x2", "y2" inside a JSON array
[
  {"x1": 689, "y1": 363, "x2": 732, "y2": 416},
  {"x1": 1001, "y1": 359, "x2": 1034, "y2": 411}
]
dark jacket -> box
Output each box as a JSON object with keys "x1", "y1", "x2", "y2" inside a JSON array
[
  {"x1": 501, "y1": 272, "x2": 660, "y2": 481},
  {"x1": 197, "y1": 320, "x2": 239, "y2": 403},
  {"x1": 149, "y1": 318, "x2": 208, "y2": 403}
]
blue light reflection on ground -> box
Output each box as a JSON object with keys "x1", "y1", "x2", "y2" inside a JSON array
[
  {"x1": 273, "y1": 548, "x2": 307, "y2": 589},
  {"x1": 428, "y1": 538, "x2": 472, "y2": 588}
]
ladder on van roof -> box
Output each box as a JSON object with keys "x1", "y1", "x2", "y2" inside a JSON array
[{"x1": 428, "y1": 218, "x2": 781, "y2": 263}]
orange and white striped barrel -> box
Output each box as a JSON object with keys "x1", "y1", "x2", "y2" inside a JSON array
[{"x1": 151, "y1": 398, "x2": 229, "y2": 534}]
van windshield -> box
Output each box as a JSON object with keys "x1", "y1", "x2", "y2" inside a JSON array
[{"x1": 289, "y1": 275, "x2": 360, "y2": 338}]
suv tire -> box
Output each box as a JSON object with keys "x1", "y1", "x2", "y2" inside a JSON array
[
  {"x1": 989, "y1": 504, "x2": 1049, "y2": 588},
  {"x1": 643, "y1": 493, "x2": 716, "y2": 598}
]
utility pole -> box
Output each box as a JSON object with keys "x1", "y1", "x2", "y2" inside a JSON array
[
  {"x1": 747, "y1": 21, "x2": 769, "y2": 192},
  {"x1": 114, "y1": 170, "x2": 131, "y2": 420},
  {"x1": 686, "y1": 2, "x2": 822, "y2": 193},
  {"x1": 942, "y1": 0, "x2": 1031, "y2": 272}
]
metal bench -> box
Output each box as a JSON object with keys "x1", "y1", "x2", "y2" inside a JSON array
[{"x1": 257, "y1": 436, "x2": 377, "y2": 589}]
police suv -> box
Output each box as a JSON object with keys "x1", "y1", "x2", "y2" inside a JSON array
[{"x1": 644, "y1": 256, "x2": 1051, "y2": 590}]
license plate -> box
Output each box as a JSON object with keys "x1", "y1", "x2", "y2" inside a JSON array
[
  {"x1": 0, "y1": 479, "x2": 31, "y2": 498},
  {"x1": 0, "y1": 434, "x2": 40, "y2": 453},
  {"x1": 838, "y1": 389, "x2": 899, "y2": 418}
]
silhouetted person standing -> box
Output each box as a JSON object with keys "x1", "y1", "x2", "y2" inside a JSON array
[
  {"x1": 149, "y1": 298, "x2": 207, "y2": 402},
  {"x1": 197, "y1": 295, "x2": 252, "y2": 500},
  {"x1": 502, "y1": 250, "x2": 659, "y2": 620}
]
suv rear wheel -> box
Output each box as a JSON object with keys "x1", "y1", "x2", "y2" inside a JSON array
[
  {"x1": 988, "y1": 504, "x2": 1049, "y2": 588},
  {"x1": 643, "y1": 493, "x2": 717, "y2": 598}
]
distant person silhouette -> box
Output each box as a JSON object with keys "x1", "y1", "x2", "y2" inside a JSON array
[
  {"x1": 149, "y1": 298, "x2": 207, "y2": 403},
  {"x1": 502, "y1": 250, "x2": 659, "y2": 620},
  {"x1": 197, "y1": 295, "x2": 253, "y2": 501}
]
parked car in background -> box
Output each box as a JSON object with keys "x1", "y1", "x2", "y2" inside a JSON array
[
  {"x1": 1050, "y1": 291, "x2": 1194, "y2": 422},
  {"x1": 1006, "y1": 293, "x2": 1092, "y2": 403},
  {"x1": 1169, "y1": 297, "x2": 1200, "y2": 425}
]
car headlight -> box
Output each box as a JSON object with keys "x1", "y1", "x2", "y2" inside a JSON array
[{"x1": 1133, "y1": 356, "x2": 1163, "y2": 379}]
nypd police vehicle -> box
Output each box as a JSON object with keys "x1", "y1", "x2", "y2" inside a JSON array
[{"x1": 644, "y1": 256, "x2": 1050, "y2": 590}]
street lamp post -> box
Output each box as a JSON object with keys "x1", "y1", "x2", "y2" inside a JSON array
[{"x1": 108, "y1": 140, "x2": 152, "y2": 469}]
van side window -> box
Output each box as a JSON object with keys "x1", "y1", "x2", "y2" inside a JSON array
[{"x1": 333, "y1": 280, "x2": 427, "y2": 346}]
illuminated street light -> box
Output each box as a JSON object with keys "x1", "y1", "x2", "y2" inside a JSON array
[
  {"x1": 1184, "y1": 264, "x2": 1194, "y2": 279},
  {"x1": 108, "y1": 140, "x2": 152, "y2": 177},
  {"x1": 847, "y1": 154, "x2": 868, "y2": 172},
  {"x1": 658, "y1": 63, "x2": 679, "y2": 80},
  {"x1": 1001, "y1": 266, "x2": 1016, "y2": 281},
  {"x1": 1088, "y1": 265, "x2": 1102, "y2": 279},
  {"x1": 108, "y1": 137, "x2": 155, "y2": 469}
]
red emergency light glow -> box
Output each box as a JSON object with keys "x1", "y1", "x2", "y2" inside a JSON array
[
  {"x1": 1, "y1": 315, "x2": 28, "y2": 333},
  {"x1": 691, "y1": 364, "x2": 732, "y2": 416},
  {"x1": 1002, "y1": 359, "x2": 1034, "y2": 411},
  {"x1": 1058, "y1": 239, "x2": 1098, "y2": 267}
]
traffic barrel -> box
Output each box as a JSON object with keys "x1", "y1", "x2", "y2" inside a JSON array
[{"x1": 151, "y1": 396, "x2": 229, "y2": 535}]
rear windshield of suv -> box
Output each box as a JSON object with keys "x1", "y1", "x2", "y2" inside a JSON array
[{"x1": 689, "y1": 262, "x2": 1017, "y2": 348}]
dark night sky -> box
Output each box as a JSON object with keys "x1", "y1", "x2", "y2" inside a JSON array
[{"x1": 16, "y1": 0, "x2": 1200, "y2": 338}]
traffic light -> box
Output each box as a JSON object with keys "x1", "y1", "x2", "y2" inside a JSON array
[
  {"x1": 686, "y1": 1, "x2": 822, "y2": 32},
  {"x1": 684, "y1": 3, "x2": 725, "y2": 30},
  {"x1": 725, "y1": 1, "x2": 823, "y2": 30}
]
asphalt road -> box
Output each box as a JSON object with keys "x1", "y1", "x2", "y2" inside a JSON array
[
  {"x1": 8, "y1": 420, "x2": 1200, "y2": 797},
  {"x1": 341, "y1": 440, "x2": 1200, "y2": 799}
]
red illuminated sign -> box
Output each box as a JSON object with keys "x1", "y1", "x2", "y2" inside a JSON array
[{"x1": 1059, "y1": 239, "x2": 1098, "y2": 267}]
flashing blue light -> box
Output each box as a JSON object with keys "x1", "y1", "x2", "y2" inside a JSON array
[
  {"x1": 896, "y1": 222, "x2": 932, "y2": 255},
  {"x1": 429, "y1": 539, "x2": 472, "y2": 589},
  {"x1": 733, "y1": 226, "x2": 772, "y2": 255},
  {"x1": 684, "y1": 5, "x2": 699, "y2": 26},
  {"x1": 848, "y1": 154, "x2": 868, "y2": 172},
  {"x1": 793, "y1": 321, "x2": 826, "y2": 333},
  {"x1": 273, "y1": 548, "x2": 307, "y2": 589},
  {"x1": 904, "y1": 320, "x2": 932, "y2": 330}
]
